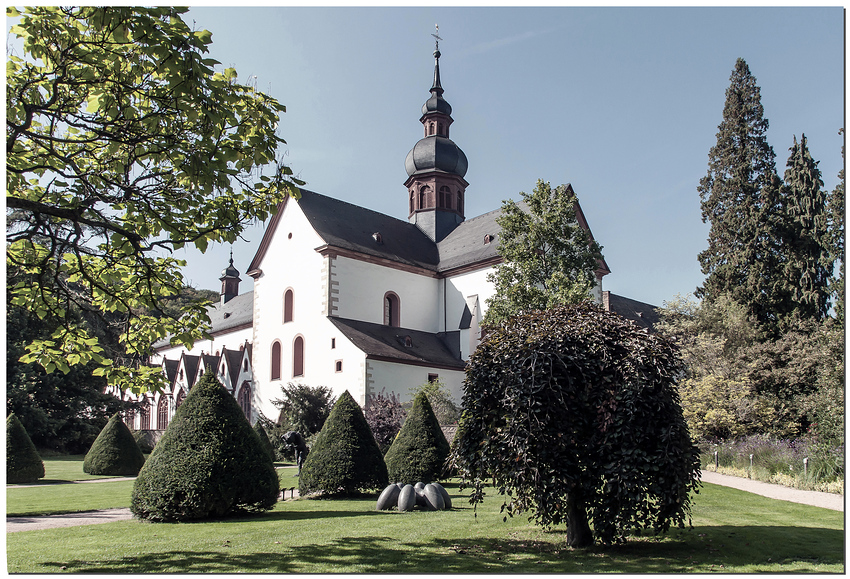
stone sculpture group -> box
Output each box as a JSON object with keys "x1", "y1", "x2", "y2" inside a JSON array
[{"x1": 375, "y1": 481, "x2": 452, "y2": 511}]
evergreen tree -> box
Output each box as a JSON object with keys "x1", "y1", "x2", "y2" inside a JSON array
[
  {"x1": 697, "y1": 58, "x2": 785, "y2": 331},
  {"x1": 84, "y1": 412, "x2": 146, "y2": 476},
  {"x1": 780, "y1": 134, "x2": 833, "y2": 322},
  {"x1": 826, "y1": 130, "x2": 845, "y2": 324},
  {"x1": 131, "y1": 370, "x2": 278, "y2": 521},
  {"x1": 7, "y1": 413, "x2": 45, "y2": 484},
  {"x1": 384, "y1": 392, "x2": 450, "y2": 484},
  {"x1": 484, "y1": 180, "x2": 603, "y2": 325},
  {"x1": 298, "y1": 391, "x2": 388, "y2": 496}
]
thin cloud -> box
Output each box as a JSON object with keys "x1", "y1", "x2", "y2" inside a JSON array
[{"x1": 462, "y1": 26, "x2": 561, "y2": 57}]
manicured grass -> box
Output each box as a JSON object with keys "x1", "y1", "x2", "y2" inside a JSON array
[
  {"x1": 8, "y1": 465, "x2": 300, "y2": 517},
  {"x1": 6, "y1": 482, "x2": 844, "y2": 573},
  {"x1": 30, "y1": 455, "x2": 136, "y2": 483}
]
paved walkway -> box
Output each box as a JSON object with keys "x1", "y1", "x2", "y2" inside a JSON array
[
  {"x1": 700, "y1": 470, "x2": 843, "y2": 511},
  {"x1": 7, "y1": 472, "x2": 842, "y2": 533}
]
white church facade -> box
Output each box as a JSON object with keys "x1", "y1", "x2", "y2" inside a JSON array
[{"x1": 124, "y1": 42, "x2": 657, "y2": 431}]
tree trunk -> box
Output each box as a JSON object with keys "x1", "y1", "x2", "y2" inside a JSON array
[{"x1": 566, "y1": 495, "x2": 594, "y2": 547}]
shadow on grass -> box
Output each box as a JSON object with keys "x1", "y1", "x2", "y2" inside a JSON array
[{"x1": 38, "y1": 525, "x2": 844, "y2": 573}]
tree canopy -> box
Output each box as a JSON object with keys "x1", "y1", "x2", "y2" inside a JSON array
[
  {"x1": 452, "y1": 303, "x2": 700, "y2": 547},
  {"x1": 6, "y1": 6, "x2": 301, "y2": 394},
  {"x1": 484, "y1": 180, "x2": 603, "y2": 325}
]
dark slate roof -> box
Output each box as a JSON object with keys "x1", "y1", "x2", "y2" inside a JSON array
[
  {"x1": 163, "y1": 358, "x2": 179, "y2": 386},
  {"x1": 604, "y1": 292, "x2": 660, "y2": 331},
  {"x1": 297, "y1": 189, "x2": 440, "y2": 271},
  {"x1": 436, "y1": 207, "x2": 502, "y2": 272},
  {"x1": 207, "y1": 291, "x2": 254, "y2": 334},
  {"x1": 328, "y1": 317, "x2": 466, "y2": 370},
  {"x1": 181, "y1": 354, "x2": 200, "y2": 386},
  {"x1": 222, "y1": 347, "x2": 244, "y2": 388},
  {"x1": 152, "y1": 291, "x2": 254, "y2": 350}
]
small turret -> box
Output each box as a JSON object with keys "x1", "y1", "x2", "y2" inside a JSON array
[{"x1": 220, "y1": 250, "x2": 240, "y2": 305}]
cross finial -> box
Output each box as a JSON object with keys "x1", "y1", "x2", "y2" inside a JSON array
[{"x1": 432, "y1": 24, "x2": 442, "y2": 51}]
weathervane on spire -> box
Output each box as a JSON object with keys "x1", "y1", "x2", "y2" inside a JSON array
[{"x1": 432, "y1": 24, "x2": 442, "y2": 52}]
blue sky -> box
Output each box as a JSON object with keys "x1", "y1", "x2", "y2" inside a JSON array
[{"x1": 174, "y1": 6, "x2": 844, "y2": 308}]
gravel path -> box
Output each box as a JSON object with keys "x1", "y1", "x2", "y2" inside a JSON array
[{"x1": 7, "y1": 472, "x2": 841, "y2": 533}]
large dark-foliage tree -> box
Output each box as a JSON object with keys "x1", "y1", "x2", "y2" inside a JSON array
[
  {"x1": 273, "y1": 383, "x2": 335, "y2": 436},
  {"x1": 6, "y1": 6, "x2": 301, "y2": 394},
  {"x1": 84, "y1": 412, "x2": 146, "y2": 476},
  {"x1": 384, "y1": 391, "x2": 450, "y2": 484},
  {"x1": 484, "y1": 180, "x2": 604, "y2": 325},
  {"x1": 7, "y1": 413, "x2": 45, "y2": 484},
  {"x1": 6, "y1": 274, "x2": 128, "y2": 453},
  {"x1": 299, "y1": 391, "x2": 388, "y2": 496},
  {"x1": 130, "y1": 370, "x2": 278, "y2": 521},
  {"x1": 779, "y1": 134, "x2": 833, "y2": 323},
  {"x1": 697, "y1": 58, "x2": 786, "y2": 332},
  {"x1": 451, "y1": 303, "x2": 700, "y2": 547}
]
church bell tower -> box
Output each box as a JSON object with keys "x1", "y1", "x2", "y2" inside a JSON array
[{"x1": 404, "y1": 28, "x2": 469, "y2": 242}]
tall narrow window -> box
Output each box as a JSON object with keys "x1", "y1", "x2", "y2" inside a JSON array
[
  {"x1": 157, "y1": 397, "x2": 169, "y2": 430},
  {"x1": 271, "y1": 341, "x2": 282, "y2": 381},
  {"x1": 409, "y1": 191, "x2": 414, "y2": 213},
  {"x1": 237, "y1": 383, "x2": 251, "y2": 418},
  {"x1": 124, "y1": 408, "x2": 135, "y2": 428},
  {"x1": 457, "y1": 190, "x2": 464, "y2": 214},
  {"x1": 175, "y1": 389, "x2": 186, "y2": 409},
  {"x1": 283, "y1": 289, "x2": 294, "y2": 323},
  {"x1": 384, "y1": 292, "x2": 400, "y2": 327},
  {"x1": 140, "y1": 400, "x2": 151, "y2": 430},
  {"x1": 440, "y1": 186, "x2": 452, "y2": 209},
  {"x1": 293, "y1": 336, "x2": 305, "y2": 377},
  {"x1": 419, "y1": 186, "x2": 429, "y2": 210}
]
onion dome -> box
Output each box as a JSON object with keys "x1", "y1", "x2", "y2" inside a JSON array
[
  {"x1": 405, "y1": 137, "x2": 468, "y2": 178},
  {"x1": 220, "y1": 253, "x2": 239, "y2": 279}
]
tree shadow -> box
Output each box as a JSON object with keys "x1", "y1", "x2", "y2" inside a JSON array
[{"x1": 38, "y1": 524, "x2": 844, "y2": 573}]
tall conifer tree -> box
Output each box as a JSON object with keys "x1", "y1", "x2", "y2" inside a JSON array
[
  {"x1": 697, "y1": 58, "x2": 784, "y2": 331},
  {"x1": 826, "y1": 131, "x2": 845, "y2": 323},
  {"x1": 779, "y1": 134, "x2": 832, "y2": 322}
]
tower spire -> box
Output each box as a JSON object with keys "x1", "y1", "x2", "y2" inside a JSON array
[
  {"x1": 404, "y1": 27, "x2": 469, "y2": 242},
  {"x1": 431, "y1": 24, "x2": 443, "y2": 94}
]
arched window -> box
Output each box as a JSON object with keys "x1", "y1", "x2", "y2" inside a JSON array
[
  {"x1": 271, "y1": 341, "x2": 282, "y2": 381},
  {"x1": 283, "y1": 289, "x2": 294, "y2": 323},
  {"x1": 175, "y1": 389, "x2": 186, "y2": 409},
  {"x1": 384, "y1": 292, "x2": 400, "y2": 327},
  {"x1": 140, "y1": 400, "x2": 151, "y2": 430},
  {"x1": 418, "y1": 186, "x2": 429, "y2": 210},
  {"x1": 457, "y1": 190, "x2": 464, "y2": 214},
  {"x1": 124, "y1": 408, "x2": 135, "y2": 428},
  {"x1": 237, "y1": 383, "x2": 251, "y2": 418},
  {"x1": 440, "y1": 186, "x2": 452, "y2": 210},
  {"x1": 409, "y1": 190, "x2": 414, "y2": 214},
  {"x1": 293, "y1": 336, "x2": 305, "y2": 377},
  {"x1": 157, "y1": 396, "x2": 170, "y2": 430}
]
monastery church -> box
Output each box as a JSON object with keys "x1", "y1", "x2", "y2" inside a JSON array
[{"x1": 129, "y1": 42, "x2": 657, "y2": 432}]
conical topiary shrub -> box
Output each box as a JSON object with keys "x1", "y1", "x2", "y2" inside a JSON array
[
  {"x1": 299, "y1": 390, "x2": 388, "y2": 496},
  {"x1": 130, "y1": 371, "x2": 279, "y2": 521},
  {"x1": 84, "y1": 412, "x2": 146, "y2": 476},
  {"x1": 384, "y1": 391, "x2": 450, "y2": 484},
  {"x1": 253, "y1": 420, "x2": 276, "y2": 462},
  {"x1": 7, "y1": 413, "x2": 45, "y2": 484}
]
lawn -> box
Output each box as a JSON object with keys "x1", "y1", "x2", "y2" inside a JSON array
[
  {"x1": 7, "y1": 458, "x2": 299, "y2": 517},
  {"x1": 6, "y1": 475, "x2": 844, "y2": 573}
]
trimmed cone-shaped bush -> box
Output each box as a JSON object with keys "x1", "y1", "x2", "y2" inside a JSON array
[
  {"x1": 299, "y1": 390, "x2": 388, "y2": 496},
  {"x1": 7, "y1": 413, "x2": 45, "y2": 484},
  {"x1": 253, "y1": 421, "x2": 276, "y2": 462},
  {"x1": 384, "y1": 392, "x2": 450, "y2": 484},
  {"x1": 84, "y1": 412, "x2": 146, "y2": 476},
  {"x1": 131, "y1": 371, "x2": 279, "y2": 521}
]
